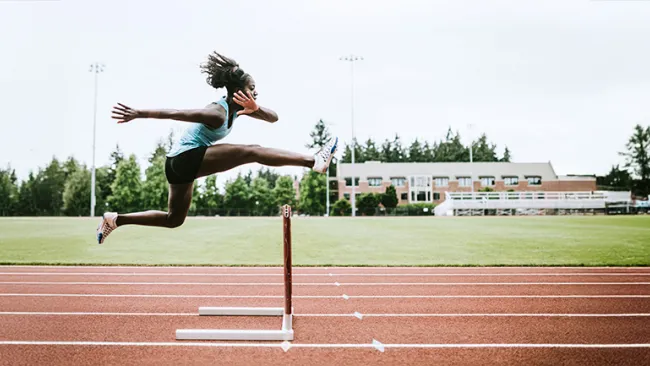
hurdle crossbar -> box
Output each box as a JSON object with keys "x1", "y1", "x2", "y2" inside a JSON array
[{"x1": 175, "y1": 205, "x2": 294, "y2": 341}]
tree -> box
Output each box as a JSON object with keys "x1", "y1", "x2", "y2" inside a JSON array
[
  {"x1": 0, "y1": 166, "x2": 18, "y2": 216},
  {"x1": 16, "y1": 173, "x2": 37, "y2": 216},
  {"x1": 273, "y1": 176, "x2": 298, "y2": 210},
  {"x1": 103, "y1": 145, "x2": 125, "y2": 206},
  {"x1": 243, "y1": 170, "x2": 254, "y2": 186},
  {"x1": 250, "y1": 177, "x2": 275, "y2": 216},
  {"x1": 341, "y1": 138, "x2": 362, "y2": 163},
  {"x1": 330, "y1": 198, "x2": 351, "y2": 216},
  {"x1": 381, "y1": 185, "x2": 399, "y2": 209},
  {"x1": 298, "y1": 170, "x2": 326, "y2": 215},
  {"x1": 306, "y1": 119, "x2": 332, "y2": 149},
  {"x1": 501, "y1": 147, "x2": 512, "y2": 162},
  {"x1": 620, "y1": 124, "x2": 650, "y2": 196},
  {"x1": 363, "y1": 139, "x2": 381, "y2": 161},
  {"x1": 407, "y1": 139, "x2": 426, "y2": 162},
  {"x1": 193, "y1": 175, "x2": 224, "y2": 215},
  {"x1": 597, "y1": 165, "x2": 633, "y2": 191},
  {"x1": 108, "y1": 154, "x2": 143, "y2": 213},
  {"x1": 223, "y1": 175, "x2": 252, "y2": 215},
  {"x1": 357, "y1": 193, "x2": 381, "y2": 216},
  {"x1": 62, "y1": 166, "x2": 99, "y2": 216},
  {"x1": 257, "y1": 168, "x2": 280, "y2": 189},
  {"x1": 33, "y1": 158, "x2": 67, "y2": 216},
  {"x1": 471, "y1": 134, "x2": 499, "y2": 162},
  {"x1": 433, "y1": 128, "x2": 469, "y2": 162},
  {"x1": 141, "y1": 156, "x2": 168, "y2": 211}
]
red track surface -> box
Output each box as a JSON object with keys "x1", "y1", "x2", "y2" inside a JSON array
[{"x1": 0, "y1": 266, "x2": 649, "y2": 365}]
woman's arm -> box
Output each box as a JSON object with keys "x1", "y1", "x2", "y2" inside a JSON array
[
  {"x1": 247, "y1": 106, "x2": 279, "y2": 123},
  {"x1": 112, "y1": 103, "x2": 226, "y2": 128},
  {"x1": 234, "y1": 91, "x2": 279, "y2": 123}
]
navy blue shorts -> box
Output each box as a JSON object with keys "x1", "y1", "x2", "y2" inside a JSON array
[{"x1": 164, "y1": 146, "x2": 208, "y2": 184}]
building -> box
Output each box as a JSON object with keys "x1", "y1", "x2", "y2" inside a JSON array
[{"x1": 331, "y1": 161, "x2": 596, "y2": 205}]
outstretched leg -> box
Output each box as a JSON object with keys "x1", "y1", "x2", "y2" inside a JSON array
[
  {"x1": 197, "y1": 138, "x2": 337, "y2": 177},
  {"x1": 96, "y1": 182, "x2": 193, "y2": 244}
]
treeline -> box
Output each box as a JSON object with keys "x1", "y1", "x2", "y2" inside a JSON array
[
  {"x1": 597, "y1": 124, "x2": 650, "y2": 198},
  {"x1": 340, "y1": 127, "x2": 512, "y2": 163},
  {"x1": 0, "y1": 120, "x2": 516, "y2": 217}
]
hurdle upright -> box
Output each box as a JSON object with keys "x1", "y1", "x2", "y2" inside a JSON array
[{"x1": 175, "y1": 205, "x2": 294, "y2": 341}]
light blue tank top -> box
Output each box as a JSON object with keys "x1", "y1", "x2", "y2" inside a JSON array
[{"x1": 167, "y1": 97, "x2": 237, "y2": 157}]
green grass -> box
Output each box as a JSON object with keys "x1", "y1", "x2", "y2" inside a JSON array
[{"x1": 0, "y1": 216, "x2": 649, "y2": 266}]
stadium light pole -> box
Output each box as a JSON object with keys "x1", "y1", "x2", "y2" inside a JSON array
[
  {"x1": 467, "y1": 123, "x2": 474, "y2": 193},
  {"x1": 89, "y1": 62, "x2": 105, "y2": 217},
  {"x1": 340, "y1": 54, "x2": 363, "y2": 217}
]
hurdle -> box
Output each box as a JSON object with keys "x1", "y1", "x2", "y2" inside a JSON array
[{"x1": 175, "y1": 205, "x2": 294, "y2": 341}]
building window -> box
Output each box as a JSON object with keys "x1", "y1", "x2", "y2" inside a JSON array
[
  {"x1": 344, "y1": 177, "x2": 359, "y2": 186},
  {"x1": 480, "y1": 176, "x2": 495, "y2": 186},
  {"x1": 344, "y1": 193, "x2": 350, "y2": 200},
  {"x1": 411, "y1": 176, "x2": 431, "y2": 187},
  {"x1": 433, "y1": 192, "x2": 441, "y2": 201},
  {"x1": 390, "y1": 177, "x2": 406, "y2": 187},
  {"x1": 433, "y1": 177, "x2": 449, "y2": 187},
  {"x1": 411, "y1": 192, "x2": 415, "y2": 201},
  {"x1": 368, "y1": 177, "x2": 382, "y2": 187},
  {"x1": 457, "y1": 177, "x2": 472, "y2": 187},
  {"x1": 527, "y1": 176, "x2": 542, "y2": 185},
  {"x1": 417, "y1": 191, "x2": 427, "y2": 201},
  {"x1": 503, "y1": 176, "x2": 519, "y2": 186},
  {"x1": 400, "y1": 193, "x2": 408, "y2": 200}
]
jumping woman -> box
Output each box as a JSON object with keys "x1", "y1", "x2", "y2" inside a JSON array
[{"x1": 96, "y1": 52, "x2": 338, "y2": 244}]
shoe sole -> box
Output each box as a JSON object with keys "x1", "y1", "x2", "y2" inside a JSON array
[{"x1": 322, "y1": 138, "x2": 338, "y2": 173}]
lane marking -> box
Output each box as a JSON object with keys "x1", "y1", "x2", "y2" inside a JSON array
[
  {"x1": 2, "y1": 265, "x2": 648, "y2": 269},
  {"x1": 0, "y1": 311, "x2": 649, "y2": 317},
  {"x1": 1, "y1": 293, "x2": 649, "y2": 299},
  {"x1": 2, "y1": 272, "x2": 650, "y2": 277},
  {"x1": 280, "y1": 341, "x2": 291, "y2": 352},
  {"x1": 1, "y1": 282, "x2": 649, "y2": 286},
  {"x1": 372, "y1": 339, "x2": 385, "y2": 352},
  {"x1": 0, "y1": 341, "x2": 649, "y2": 349}
]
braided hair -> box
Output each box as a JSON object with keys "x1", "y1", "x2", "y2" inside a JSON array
[{"x1": 200, "y1": 51, "x2": 250, "y2": 95}]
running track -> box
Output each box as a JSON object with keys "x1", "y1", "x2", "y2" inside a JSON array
[{"x1": 0, "y1": 266, "x2": 649, "y2": 365}]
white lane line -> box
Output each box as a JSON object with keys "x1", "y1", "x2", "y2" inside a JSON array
[
  {"x1": 1, "y1": 272, "x2": 650, "y2": 277},
  {"x1": 1, "y1": 294, "x2": 649, "y2": 299},
  {"x1": 0, "y1": 311, "x2": 649, "y2": 317},
  {"x1": 0, "y1": 341, "x2": 649, "y2": 349},
  {"x1": 1, "y1": 282, "x2": 649, "y2": 286},
  {"x1": 2, "y1": 265, "x2": 649, "y2": 269},
  {"x1": 372, "y1": 339, "x2": 384, "y2": 352}
]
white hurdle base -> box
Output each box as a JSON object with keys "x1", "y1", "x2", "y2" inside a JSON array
[{"x1": 176, "y1": 307, "x2": 294, "y2": 341}]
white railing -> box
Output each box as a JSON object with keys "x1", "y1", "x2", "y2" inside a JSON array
[{"x1": 440, "y1": 191, "x2": 608, "y2": 211}]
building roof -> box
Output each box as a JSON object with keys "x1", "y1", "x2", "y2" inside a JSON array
[{"x1": 336, "y1": 161, "x2": 559, "y2": 181}]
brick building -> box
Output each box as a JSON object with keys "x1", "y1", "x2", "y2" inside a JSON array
[{"x1": 331, "y1": 161, "x2": 596, "y2": 205}]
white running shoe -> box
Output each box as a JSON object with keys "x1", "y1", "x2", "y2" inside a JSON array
[
  {"x1": 313, "y1": 137, "x2": 339, "y2": 174},
  {"x1": 96, "y1": 212, "x2": 118, "y2": 244}
]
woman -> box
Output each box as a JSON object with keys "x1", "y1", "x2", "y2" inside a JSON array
[{"x1": 97, "y1": 51, "x2": 338, "y2": 244}]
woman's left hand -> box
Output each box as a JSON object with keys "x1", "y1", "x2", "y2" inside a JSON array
[{"x1": 234, "y1": 91, "x2": 259, "y2": 115}]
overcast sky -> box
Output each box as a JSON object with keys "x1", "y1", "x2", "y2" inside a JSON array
[{"x1": 1, "y1": 0, "x2": 649, "y2": 186}]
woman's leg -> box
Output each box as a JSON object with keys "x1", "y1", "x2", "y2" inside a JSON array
[
  {"x1": 96, "y1": 182, "x2": 194, "y2": 244},
  {"x1": 116, "y1": 182, "x2": 194, "y2": 228},
  {"x1": 196, "y1": 143, "x2": 315, "y2": 177}
]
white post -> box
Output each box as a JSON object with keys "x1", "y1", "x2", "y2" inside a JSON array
[
  {"x1": 340, "y1": 55, "x2": 363, "y2": 217},
  {"x1": 89, "y1": 63, "x2": 104, "y2": 217},
  {"x1": 326, "y1": 166, "x2": 330, "y2": 216},
  {"x1": 468, "y1": 123, "x2": 474, "y2": 194}
]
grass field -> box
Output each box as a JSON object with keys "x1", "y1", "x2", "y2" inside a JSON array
[{"x1": 0, "y1": 215, "x2": 649, "y2": 266}]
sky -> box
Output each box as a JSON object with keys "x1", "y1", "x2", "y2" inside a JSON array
[{"x1": 1, "y1": 0, "x2": 649, "y2": 187}]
